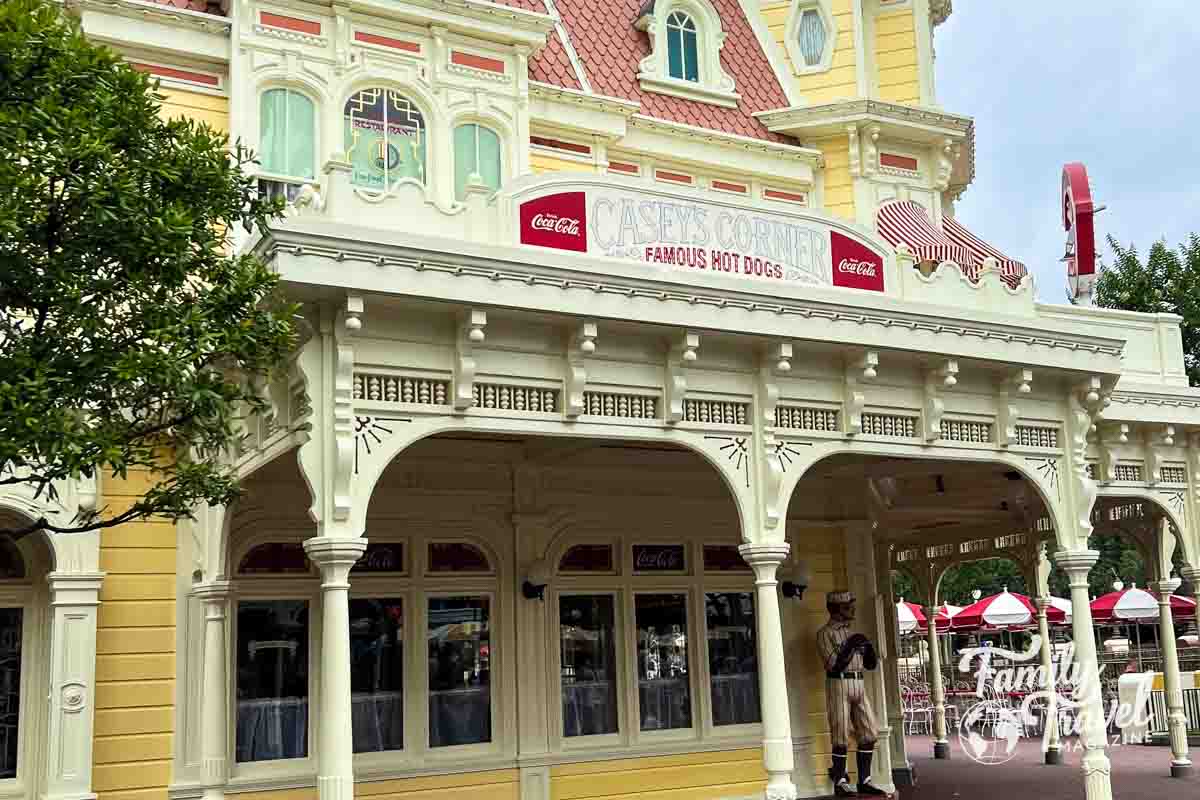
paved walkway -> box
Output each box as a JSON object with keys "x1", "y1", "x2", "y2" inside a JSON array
[{"x1": 897, "y1": 736, "x2": 1200, "y2": 799}]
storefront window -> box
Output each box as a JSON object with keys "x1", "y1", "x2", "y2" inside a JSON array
[
  {"x1": 236, "y1": 600, "x2": 309, "y2": 762},
  {"x1": 453, "y1": 124, "x2": 502, "y2": 200},
  {"x1": 349, "y1": 598, "x2": 404, "y2": 753},
  {"x1": 428, "y1": 542, "x2": 491, "y2": 573},
  {"x1": 427, "y1": 596, "x2": 491, "y2": 747},
  {"x1": 559, "y1": 543, "x2": 614, "y2": 573},
  {"x1": 0, "y1": 608, "x2": 21, "y2": 778},
  {"x1": 343, "y1": 88, "x2": 426, "y2": 193},
  {"x1": 705, "y1": 592, "x2": 760, "y2": 726},
  {"x1": 237, "y1": 542, "x2": 309, "y2": 574},
  {"x1": 666, "y1": 12, "x2": 699, "y2": 82},
  {"x1": 560, "y1": 595, "x2": 618, "y2": 737},
  {"x1": 635, "y1": 593, "x2": 691, "y2": 731}
]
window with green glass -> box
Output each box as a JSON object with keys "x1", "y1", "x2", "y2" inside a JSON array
[
  {"x1": 453, "y1": 124, "x2": 502, "y2": 200},
  {"x1": 259, "y1": 88, "x2": 316, "y2": 182},
  {"x1": 343, "y1": 88, "x2": 427, "y2": 192},
  {"x1": 666, "y1": 12, "x2": 699, "y2": 82}
]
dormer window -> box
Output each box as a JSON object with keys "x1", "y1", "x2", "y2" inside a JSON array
[
  {"x1": 666, "y1": 12, "x2": 699, "y2": 82},
  {"x1": 786, "y1": 1, "x2": 836, "y2": 74},
  {"x1": 796, "y1": 8, "x2": 827, "y2": 67},
  {"x1": 636, "y1": 1, "x2": 739, "y2": 108}
]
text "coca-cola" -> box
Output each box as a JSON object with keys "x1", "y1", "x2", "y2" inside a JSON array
[
  {"x1": 837, "y1": 258, "x2": 878, "y2": 277},
  {"x1": 531, "y1": 213, "x2": 580, "y2": 236}
]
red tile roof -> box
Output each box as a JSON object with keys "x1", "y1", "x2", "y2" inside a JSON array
[
  {"x1": 528, "y1": 24, "x2": 583, "y2": 91},
  {"x1": 489, "y1": 0, "x2": 547, "y2": 9},
  {"x1": 145, "y1": 0, "x2": 225, "y2": 14},
  {"x1": 549, "y1": 0, "x2": 791, "y2": 143}
]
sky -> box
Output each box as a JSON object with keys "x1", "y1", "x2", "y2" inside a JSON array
[{"x1": 935, "y1": 2, "x2": 1200, "y2": 302}]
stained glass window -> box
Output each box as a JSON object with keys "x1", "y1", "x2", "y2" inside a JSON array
[
  {"x1": 666, "y1": 12, "x2": 699, "y2": 82},
  {"x1": 259, "y1": 88, "x2": 316, "y2": 181},
  {"x1": 343, "y1": 89, "x2": 427, "y2": 192},
  {"x1": 453, "y1": 124, "x2": 502, "y2": 200},
  {"x1": 797, "y1": 8, "x2": 828, "y2": 68}
]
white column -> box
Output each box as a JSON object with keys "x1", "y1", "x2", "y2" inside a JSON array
[
  {"x1": 1186, "y1": 567, "x2": 1200, "y2": 668},
  {"x1": 1035, "y1": 597, "x2": 1062, "y2": 764},
  {"x1": 740, "y1": 543, "x2": 797, "y2": 800},
  {"x1": 925, "y1": 605, "x2": 948, "y2": 758},
  {"x1": 44, "y1": 572, "x2": 104, "y2": 800},
  {"x1": 1055, "y1": 550, "x2": 1113, "y2": 800},
  {"x1": 193, "y1": 581, "x2": 231, "y2": 800},
  {"x1": 881, "y1": 585, "x2": 909, "y2": 781},
  {"x1": 304, "y1": 537, "x2": 368, "y2": 800},
  {"x1": 1154, "y1": 578, "x2": 1192, "y2": 777}
]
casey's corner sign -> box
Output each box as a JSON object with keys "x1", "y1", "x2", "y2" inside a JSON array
[{"x1": 517, "y1": 186, "x2": 886, "y2": 292}]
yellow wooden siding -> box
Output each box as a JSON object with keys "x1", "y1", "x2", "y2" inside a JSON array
[
  {"x1": 763, "y1": 0, "x2": 859, "y2": 104},
  {"x1": 550, "y1": 749, "x2": 765, "y2": 800},
  {"x1": 811, "y1": 135, "x2": 854, "y2": 220},
  {"x1": 157, "y1": 87, "x2": 228, "y2": 133},
  {"x1": 874, "y1": 11, "x2": 920, "y2": 104},
  {"x1": 530, "y1": 151, "x2": 597, "y2": 175},
  {"x1": 230, "y1": 770, "x2": 519, "y2": 800},
  {"x1": 94, "y1": 470, "x2": 177, "y2": 800}
]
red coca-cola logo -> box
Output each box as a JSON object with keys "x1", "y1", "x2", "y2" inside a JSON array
[
  {"x1": 520, "y1": 191, "x2": 588, "y2": 252},
  {"x1": 830, "y1": 231, "x2": 885, "y2": 292}
]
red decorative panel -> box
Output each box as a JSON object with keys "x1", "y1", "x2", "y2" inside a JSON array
[
  {"x1": 519, "y1": 191, "x2": 588, "y2": 253},
  {"x1": 451, "y1": 50, "x2": 506, "y2": 74},
  {"x1": 830, "y1": 231, "x2": 885, "y2": 292},
  {"x1": 880, "y1": 153, "x2": 920, "y2": 172},
  {"x1": 711, "y1": 180, "x2": 747, "y2": 194},
  {"x1": 607, "y1": 161, "x2": 640, "y2": 174},
  {"x1": 130, "y1": 62, "x2": 219, "y2": 87},
  {"x1": 259, "y1": 12, "x2": 321, "y2": 35},
  {"x1": 763, "y1": 188, "x2": 807, "y2": 204},
  {"x1": 530, "y1": 135, "x2": 592, "y2": 155},
  {"x1": 354, "y1": 31, "x2": 420, "y2": 53},
  {"x1": 655, "y1": 170, "x2": 693, "y2": 185}
]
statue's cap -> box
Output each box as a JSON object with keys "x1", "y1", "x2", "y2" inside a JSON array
[{"x1": 827, "y1": 590, "x2": 855, "y2": 604}]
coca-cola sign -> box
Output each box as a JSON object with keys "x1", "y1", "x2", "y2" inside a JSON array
[
  {"x1": 830, "y1": 231, "x2": 885, "y2": 292},
  {"x1": 519, "y1": 191, "x2": 587, "y2": 252},
  {"x1": 633, "y1": 544, "x2": 686, "y2": 572}
]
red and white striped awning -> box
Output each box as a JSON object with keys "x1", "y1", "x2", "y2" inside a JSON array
[
  {"x1": 942, "y1": 214, "x2": 1029, "y2": 289},
  {"x1": 876, "y1": 200, "x2": 973, "y2": 269},
  {"x1": 875, "y1": 200, "x2": 1029, "y2": 290}
]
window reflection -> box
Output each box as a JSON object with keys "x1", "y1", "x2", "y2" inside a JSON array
[
  {"x1": 349, "y1": 598, "x2": 403, "y2": 753},
  {"x1": 705, "y1": 592, "x2": 760, "y2": 726},
  {"x1": 0, "y1": 609, "x2": 21, "y2": 778},
  {"x1": 427, "y1": 596, "x2": 491, "y2": 747},
  {"x1": 560, "y1": 595, "x2": 618, "y2": 737},
  {"x1": 236, "y1": 600, "x2": 309, "y2": 762},
  {"x1": 635, "y1": 593, "x2": 691, "y2": 731}
]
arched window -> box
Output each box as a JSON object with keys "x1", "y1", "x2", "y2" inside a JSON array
[
  {"x1": 453, "y1": 124, "x2": 502, "y2": 200},
  {"x1": 258, "y1": 88, "x2": 316, "y2": 201},
  {"x1": 343, "y1": 88, "x2": 427, "y2": 193},
  {"x1": 665, "y1": 12, "x2": 699, "y2": 82},
  {"x1": 796, "y1": 7, "x2": 828, "y2": 67}
]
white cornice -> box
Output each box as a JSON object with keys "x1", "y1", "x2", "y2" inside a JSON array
[
  {"x1": 529, "y1": 83, "x2": 641, "y2": 117},
  {"x1": 627, "y1": 114, "x2": 824, "y2": 166},
  {"x1": 72, "y1": 0, "x2": 231, "y2": 34},
  {"x1": 344, "y1": 0, "x2": 556, "y2": 47}
]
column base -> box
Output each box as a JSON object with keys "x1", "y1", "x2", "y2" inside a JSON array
[
  {"x1": 892, "y1": 764, "x2": 916, "y2": 787},
  {"x1": 1044, "y1": 748, "x2": 1063, "y2": 765},
  {"x1": 1170, "y1": 762, "x2": 1193, "y2": 778},
  {"x1": 933, "y1": 741, "x2": 950, "y2": 759},
  {"x1": 316, "y1": 774, "x2": 355, "y2": 800}
]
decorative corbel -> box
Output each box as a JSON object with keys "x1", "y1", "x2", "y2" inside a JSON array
[
  {"x1": 1155, "y1": 516, "x2": 1178, "y2": 585},
  {"x1": 758, "y1": 342, "x2": 792, "y2": 533},
  {"x1": 331, "y1": 295, "x2": 362, "y2": 522},
  {"x1": 333, "y1": 11, "x2": 351, "y2": 74},
  {"x1": 1144, "y1": 425, "x2": 1176, "y2": 485},
  {"x1": 843, "y1": 351, "x2": 878, "y2": 436},
  {"x1": 1095, "y1": 422, "x2": 1128, "y2": 484},
  {"x1": 453, "y1": 309, "x2": 487, "y2": 412},
  {"x1": 934, "y1": 137, "x2": 955, "y2": 192},
  {"x1": 665, "y1": 331, "x2": 699, "y2": 424},
  {"x1": 862, "y1": 124, "x2": 881, "y2": 176},
  {"x1": 759, "y1": 341, "x2": 791, "y2": 429},
  {"x1": 996, "y1": 368, "x2": 1032, "y2": 447},
  {"x1": 1188, "y1": 432, "x2": 1200, "y2": 488},
  {"x1": 564, "y1": 322, "x2": 598, "y2": 418},
  {"x1": 847, "y1": 124, "x2": 861, "y2": 177},
  {"x1": 922, "y1": 360, "x2": 958, "y2": 442}
]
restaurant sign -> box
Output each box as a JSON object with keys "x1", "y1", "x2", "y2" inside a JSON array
[{"x1": 517, "y1": 186, "x2": 886, "y2": 292}]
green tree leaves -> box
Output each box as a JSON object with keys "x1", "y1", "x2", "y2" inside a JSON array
[{"x1": 0, "y1": 0, "x2": 295, "y2": 536}]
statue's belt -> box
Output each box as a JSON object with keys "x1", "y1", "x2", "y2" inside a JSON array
[{"x1": 826, "y1": 671, "x2": 864, "y2": 680}]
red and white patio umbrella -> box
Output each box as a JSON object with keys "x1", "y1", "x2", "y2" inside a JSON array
[
  {"x1": 926, "y1": 602, "x2": 963, "y2": 631},
  {"x1": 1049, "y1": 596, "x2": 1073, "y2": 625},
  {"x1": 896, "y1": 600, "x2": 926, "y2": 635},
  {"x1": 952, "y1": 588, "x2": 1066, "y2": 631},
  {"x1": 1090, "y1": 585, "x2": 1158, "y2": 622}
]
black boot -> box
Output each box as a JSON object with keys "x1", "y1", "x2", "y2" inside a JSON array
[
  {"x1": 830, "y1": 748, "x2": 855, "y2": 797},
  {"x1": 856, "y1": 746, "x2": 887, "y2": 796}
]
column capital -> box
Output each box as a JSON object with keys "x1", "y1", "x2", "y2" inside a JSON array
[
  {"x1": 304, "y1": 536, "x2": 367, "y2": 588},
  {"x1": 1034, "y1": 596, "x2": 1051, "y2": 612},
  {"x1": 192, "y1": 580, "x2": 232, "y2": 602},
  {"x1": 1155, "y1": 578, "x2": 1183, "y2": 596},
  {"x1": 739, "y1": 542, "x2": 791, "y2": 581},
  {"x1": 1053, "y1": 548, "x2": 1099, "y2": 574},
  {"x1": 47, "y1": 572, "x2": 105, "y2": 607},
  {"x1": 1180, "y1": 566, "x2": 1200, "y2": 584}
]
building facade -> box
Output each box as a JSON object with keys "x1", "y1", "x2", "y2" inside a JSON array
[{"x1": 6, "y1": 2, "x2": 1200, "y2": 800}]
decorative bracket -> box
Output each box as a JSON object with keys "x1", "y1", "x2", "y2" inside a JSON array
[
  {"x1": 843, "y1": 351, "x2": 878, "y2": 436},
  {"x1": 330, "y1": 295, "x2": 362, "y2": 523},
  {"x1": 665, "y1": 331, "x2": 699, "y2": 424},
  {"x1": 1095, "y1": 422, "x2": 1128, "y2": 484},
  {"x1": 934, "y1": 137, "x2": 957, "y2": 192},
  {"x1": 847, "y1": 124, "x2": 861, "y2": 177},
  {"x1": 922, "y1": 360, "x2": 958, "y2": 442},
  {"x1": 453, "y1": 309, "x2": 487, "y2": 412},
  {"x1": 862, "y1": 124, "x2": 881, "y2": 176},
  {"x1": 996, "y1": 368, "x2": 1032, "y2": 447},
  {"x1": 1144, "y1": 425, "x2": 1176, "y2": 486},
  {"x1": 564, "y1": 321, "x2": 598, "y2": 418},
  {"x1": 1188, "y1": 432, "x2": 1200, "y2": 488},
  {"x1": 758, "y1": 342, "x2": 792, "y2": 533}
]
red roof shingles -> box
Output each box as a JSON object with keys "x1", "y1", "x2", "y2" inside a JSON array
[
  {"x1": 549, "y1": 0, "x2": 790, "y2": 143},
  {"x1": 488, "y1": 0, "x2": 547, "y2": 9},
  {"x1": 145, "y1": 0, "x2": 226, "y2": 15},
  {"x1": 528, "y1": 25, "x2": 583, "y2": 91}
]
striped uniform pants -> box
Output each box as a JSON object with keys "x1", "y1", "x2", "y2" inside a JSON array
[{"x1": 825, "y1": 677, "x2": 876, "y2": 748}]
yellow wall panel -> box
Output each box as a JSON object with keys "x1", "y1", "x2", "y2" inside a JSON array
[
  {"x1": 99, "y1": 574, "x2": 175, "y2": 601},
  {"x1": 157, "y1": 88, "x2": 229, "y2": 133},
  {"x1": 874, "y1": 11, "x2": 920, "y2": 106},
  {"x1": 875, "y1": 11, "x2": 915, "y2": 37},
  {"x1": 234, "y1": 789, "x2": 317, "y2": 800},
  {"x1": 96, "y1": 680, "x2": 174, "y2": 709},
  {"x1": 96, "y1": 788, "x2": 168, "y2": 800},
  {"x1": 94, "y1": 706, "x2": 173, "y2": 738},
  {"x1": 94, "y1": 760, "x2": 172, "y2": 792},
  {"x1": 100, "y1": 548, "x2": 178, "y2": 574},
  {"x1": 551, "y1": 749, "x2": 764, "y2": 800},
  {"x1": 99, "y1": 600, "x2": 176, "y2": 629},
  {"x1": 530, "y1": 152, "x2": 596, "y2": 174},
  {"x1": 93, "y1": 733, "x2": 173, "y2": 765},
  {"x1": 811, "y1": 135, "x2": 854, "y2": 221},
  {"x1": 96, "y1": 653, "x2": 175, "y2": 682},
  {"x1": 102, "y1": 523, "x2": 178, "y2": 550}
]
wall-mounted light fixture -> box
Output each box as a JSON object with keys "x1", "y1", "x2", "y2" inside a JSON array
[
  {"x1": 522, "y1": 559, "x2": 551, "y2": 601},
  {"x1": 780, "y1": 560, "x2": 811, "y2": 601}
]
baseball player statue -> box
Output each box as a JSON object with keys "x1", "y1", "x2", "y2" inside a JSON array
[{"x1": 816, "y1": 590, "x2": 888, "y2": 797}]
